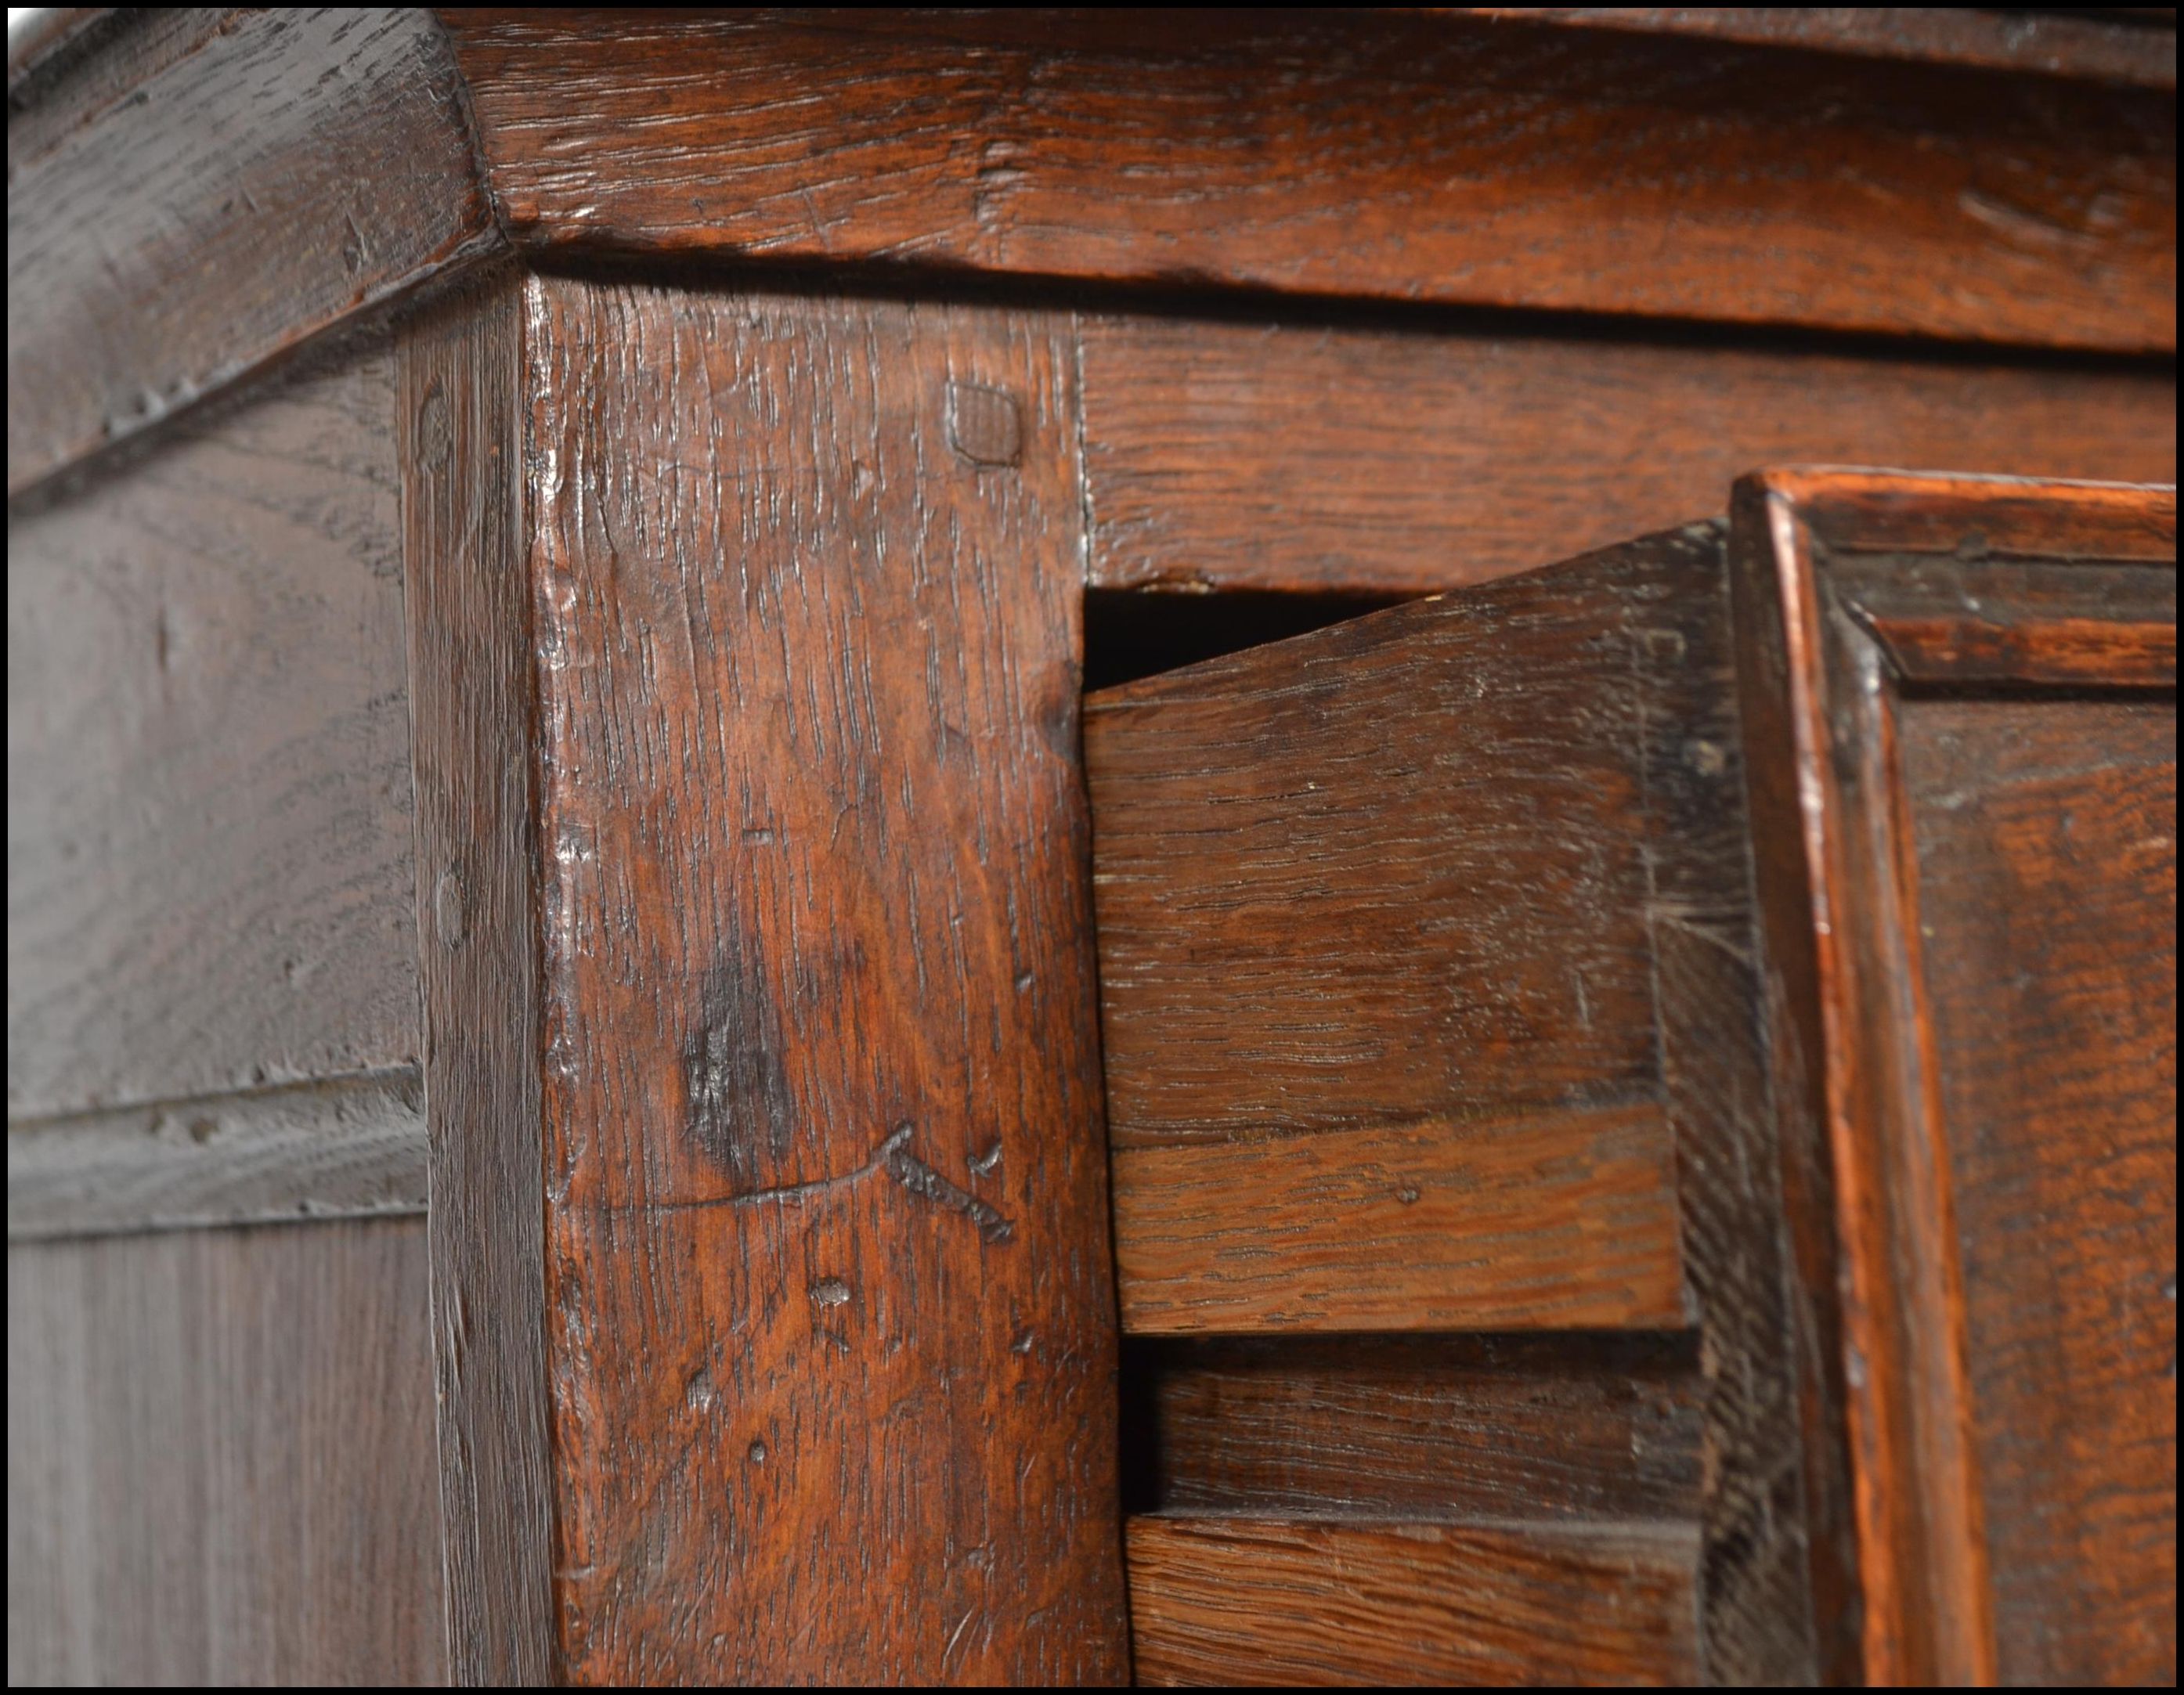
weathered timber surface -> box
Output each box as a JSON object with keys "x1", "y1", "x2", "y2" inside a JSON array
[
  {"x1": 11, "y1": 9, "x2": 2175, "y2": 493},
  {"x1": 1730, "y1": 471, "x2": 2178, "y2": 1685},
  {"x1": 1126, "y1": 1516, "x2": 1702, "y2": 1686},
  {"x1": 6, "y1": 1069, "x2": 426, "y2": 1241},
  {"x1": 398, "y1": 274, "x2": 557, "y2": 1687},
  {"x1": 1079, "y1": 315, "x2": 2179, "y2": 592},
  {"x1": 1113, "y1": 1105, "x2": 1685, "y2": 1334},
  {"x1": 1899, "y1": 696, "x2": 2177, "y2": 1686},
  {"x1": 1459, "y1": 7, "x2": 2179, "y2": 86},
  {"x1": 1085, "y1": 554, "x2": 1666, "y2": 1149},
  {"x1": 1124, "y1": 1332, "x2": 1703, "y2": 1524},
  {"x1": 8, "y1": 7, "x2": 500, "y2": 495},
  {"x1": 522, "y1": 278, "x2": 1128, "y2": 1682},
  {"x1": 1090, "y1": 525, "x2": 1817, "y2": 1681},
  {"x1": 440, "y1": 8, "x2": 2175, "y2": 351},
  {"x1": 8, "y1": 338, "x2": 420, "y2": 1121},
  {"x1": 1630, "y1": 522, "x2": 1817, "y2": 1682},
  {"x1": 5, "y1": 1219, "x2": 447, "y2": 1686},
  {"x1": 1831, "y1": 554, "x2": 2178, "y2": 687}
]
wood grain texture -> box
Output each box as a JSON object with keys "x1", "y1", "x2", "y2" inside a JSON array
[
  {"x1": 522, "y1": 278, "x2": 1128, "y2": 1683},
  {"x1": 6, "y1": 1069, "x2": 425, "y2": 1242},
  {"x1": 1898, "y1": 697, "x2": 2177, "y2": 1687},
  {"x1": 1834, "y1": 554, "x2": 2178, "y2": 686},
  {"x1": 397, "y1": 274, "x2": 555, "y2": 1687},
  {"x1": 8, "y1": 6, "x2": 502, "y2": 496},
  {"x1": 1085, "y1": 567, "x2": 1662, "y2": 1151},
  {"x1": 1124, "y1": 1333, "x2": 1702, "y2": 1524},
  {"x1": 1092, "y1": 525, "x2": 1818, "y2": 1680},
  {"x1": 5, "y1": 8, "x2": 227, "y2": 164},
  {"x1": 1080, "y1": 314, "x2": 2179, "y2": 593},
  {"x1": 1771, "y1": 465, "x2": 2179, "y2": 561},
  {"x1": 1730, "y1": 469, "x2": 2179, "y2": 1686},
  {"x1": 441, "y1": 8, "x2": 2175, "y2": 352},
  {"x1": 1626, "y1": 525, "x2": 1818, "y2": 1682},
  {"x1": 8, "y1": 338, "x2": 419, "y2": 1121},
  {"x1": 1126, "y1": 1516, "x2": 1701, "y2": 1686},
  {"x1": 1458, "y1": 7, "x2": 2179, "y2": 87},
  {"x1": 1114, "y1": 1105, "x2": 1684, "y2": 1334},
  {"x1": 6, "y1": 1219, "x2": 447, "y2": 1686}
]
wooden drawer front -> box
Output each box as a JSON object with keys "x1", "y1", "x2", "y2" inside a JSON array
[
  {"x1": 1086, "y1": 524, "x2": 1775, "y2": 1684},
  {"x1": 1089, "y1": 471, "x2": 2176, "y2": 1687},
  {"x1": 1733, "y1": 472, "x2": 2178, "y2": 1686},
  {"x1": 1087, "y1": 539, "x2": 1708, "y2": 1340}
]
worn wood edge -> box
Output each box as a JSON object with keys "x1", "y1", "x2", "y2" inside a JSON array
[
  {"x1": 1124, "y1": 1513, "x2": 1704, "y2": 1685},
  {"x1": 1754, "y1": 467, "x2": 2179, "y2": 560},
  {"x1": 1450, "y1": 7, "x2": 2179, "y2": 87},
  {"x1": 1731, "y1": 472, "x2": 2005, "y2": 1684},
  {"x1": 1832, "y1": 554, "x2": 2180, "y2": 686},
  {"x1": 5, "y1": 1068, "x2": 426, "y2": 1241},
  {"x1": 515, "y1": 282, "x2": 1131, "y2": 1682},
  {"x1": 1750, "y1": 480, "x2": 1927, "y2": 1685},
  {"x1": 1746, "y1": 467, "x2": 2174, "y2": 1691},
  {"x1": 1629, "y1": 524, "x2": 1823, "y2": 1682},
  {"x1": 1726, "y1": 479, "x2": 1871, "y2": 1686},
  {"x1": 7, "y1": 6, "x2": 511, "y2": 500},
  {"x1": 1856, "y1": 650, "x2": 2000, "y2": 1685},
  {"x1": 440, "y1": 9, "x2": 2175, "y2": 355},
  {"x1": 1112, "y1": 1102, "x2": 1688, "y2": 1336},
  {"x1": 1864, "y1": 614, "x2": 2176, "y2": 687},
  {"x1": 397, "y1": 269, "x2": 556, "y2": 1687}
]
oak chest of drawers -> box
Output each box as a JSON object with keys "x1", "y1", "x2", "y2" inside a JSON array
[{"x1": 8, "y1": 8, "x2": 2176, "y2": 1685}]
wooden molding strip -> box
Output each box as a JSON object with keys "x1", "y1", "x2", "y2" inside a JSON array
[
  {"x1": 1836, "y1": 555, "x2": 2179, "y2": 687},
  {"x1": 10, "y1": 12, "x2": 2174, "y2": 497},
  {"x1": 441, "y1": 8, "x2": 2174, "y2": 353},
  {"x1": 6, "y1": 1069, "x2": 427, "y2": 1242},
  {"x1": 7, "y1": 6, "x2": 505, "y2": 496},
  {"x1": 1453, "y1": 8, "x2": 2178, "y2": 87},
  {"x1": 398, "y1": 275, "x2": 556, "y2": 1689},
  {"x1": 1759, "y1": 467, "x2": 2179, "y2": 559}
]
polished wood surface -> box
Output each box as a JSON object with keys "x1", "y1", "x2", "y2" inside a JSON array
[
  {"x1": 10, "y1": 10, "x2": 2175, "y2": 499},
  {"x1": 7, "y1": 1220, "x2": 446, "y2": 1686},
  {"x1": 1113, "y1": 1105, "x2": 1684, "y2": 1334},
  {"x1": 521, "y1": 279, "x2": 1128, "y2": 1683},
  {"x1": 1091, "y1": 526, "x2": 1813, "y2": 1682},
  {"x1": 440, "y1": 8, "x2": 2174, "y2": 352},
  {"x1": 1905, "y1": 696, "x2": 2175, "y2": 1686},
  {"x1": 1731, "y1": 470, "x2": 2178, "y2": 1685},
  {"x1": 1127, "y1": 1516, "x2": 1702, "y2": 1686},
  {"x1": 8, "y1": 7, "x2": 2177, "y2": 1686},
  {"x1": 1080, "y1": 315, "x2": 2179, "y2": 593}
]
